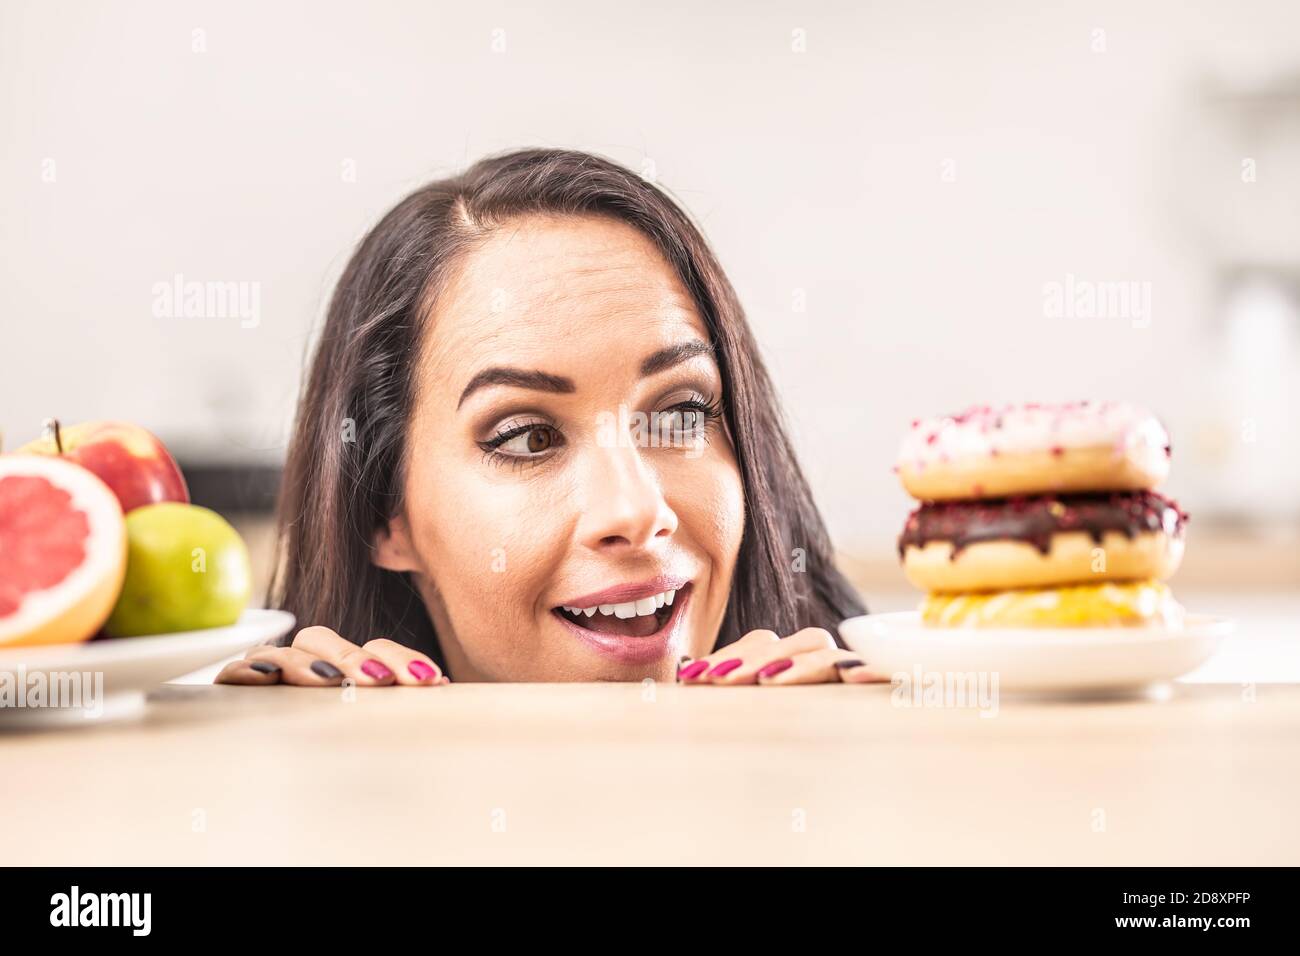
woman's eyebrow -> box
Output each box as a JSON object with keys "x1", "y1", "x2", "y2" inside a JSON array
[
  {"x1": 639, "y1": 339, "x2": 714, "y2": 377},
  {"x1": 456, "y1": 368, "x2": 575, "y2": 409},
  {"x1": 456, "y1": 339, "x2": 715, "y2": 409}
]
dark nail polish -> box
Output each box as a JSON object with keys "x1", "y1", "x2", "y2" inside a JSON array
[
  {"x1": 311, "y1": 660, "x2": 343, "y2": 680},
  {"x1": 249, "y1": 660, "x2": 280, "y2": 675},
  {"x1": 833, "y1": 659, "x2": 866, "y2": 670}
]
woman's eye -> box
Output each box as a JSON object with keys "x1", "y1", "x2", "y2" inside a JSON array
[
  {"x1": 660, "y1": 399, "x2": 721, "y2": 441},
  {"x1": 494, "y1": 424, "x2": 558, "y2": 457},
  {"x1": 662, "y1": 407, "x2": 708, "y2": 435}
]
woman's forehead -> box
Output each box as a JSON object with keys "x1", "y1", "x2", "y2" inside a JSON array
[{"x1": 423, "y1": 215, "x2": 710, "y2": 386}]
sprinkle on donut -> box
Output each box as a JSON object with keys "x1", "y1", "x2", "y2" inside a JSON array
[{"x1": 896, "y1": 400, "x2": 1169, "y2": 472}]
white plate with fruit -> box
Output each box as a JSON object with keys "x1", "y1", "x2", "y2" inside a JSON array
[
  {"x1": 0, "y1": 419, "x2": 285, "y2": 727},
  {"x1": 0, "y1": 609, "x2": 295, "y2": 727}
]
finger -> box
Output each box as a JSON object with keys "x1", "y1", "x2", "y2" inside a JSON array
[
  {"x1": 246, "y1": 645, "x2": 347, "y2": 686},
  {"x1": 735, "y1": 628, "x2": 781, "y2": 646},
  {"x1": 757, "y1": 647, "x2": 864, "y2": 685},
  {"x1": 215, "y1": 659, "x2": 282, "y2": 685},
  {"x1": 686, "y1": 627, "x2": 836, "y2": 685},
  {"x1": 360, "y1": 638, "x2": 444, "y2": 686},
  {"x1": 291, "y1": 625, "x2": 395, "y2": 686},
  {"x1": 837, "y1": 658, "x2": 892, "y2": 684},
  {"x1": 678, "y1": 629, "x2": 778, "y2": 682}
]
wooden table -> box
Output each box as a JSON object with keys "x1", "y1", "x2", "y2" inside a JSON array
[{"x1": 4, "y1": 680, "x2": 1298, "y2": 866}]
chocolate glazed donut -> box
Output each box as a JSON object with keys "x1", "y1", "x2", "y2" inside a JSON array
[
  {"x1": 900, "y1": 491, "x2": 1186, "y2": 558},
  {"x1": 898, "y1": 491, "x2": 1188, "y2": 593}
]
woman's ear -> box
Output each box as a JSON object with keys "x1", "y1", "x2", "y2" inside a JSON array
[{"x1": 373, "y1": 514, "x2": 421, "y2": 573}]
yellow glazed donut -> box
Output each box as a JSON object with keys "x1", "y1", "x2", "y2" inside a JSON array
[
  {"x1": 896, "y1": 401, "x2": 1171, "y2": 501},
  {"x1": 898, "y1": 491, "x2": 1187, "y2": 592},
  {"x1": 920, "y1": 580, "x2": 1184, "y2": 628}
]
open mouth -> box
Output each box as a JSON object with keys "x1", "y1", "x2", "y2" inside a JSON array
[{"x1": 553, "y1": 584, "x2": 689, "y2": 639}]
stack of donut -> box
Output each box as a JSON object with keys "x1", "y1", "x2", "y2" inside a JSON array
[{"x1": 895, "y1": 401, "x2": 1188, "y2": 627}]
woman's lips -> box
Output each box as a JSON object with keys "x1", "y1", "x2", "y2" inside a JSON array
[
  {"x1": 558, "y1": 574, "x2": 690, "y2": 610},
  {"x1": 552, "y1": 583, "x2": 692, "y2": 665}
]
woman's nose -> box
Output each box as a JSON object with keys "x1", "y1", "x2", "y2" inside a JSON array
[{"x1": 578, "y1": 442, "x2": 678, "y2": 551}]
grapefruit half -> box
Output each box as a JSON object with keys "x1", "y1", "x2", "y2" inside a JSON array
[{"x1": 0, "y1": 455, "x2": 128, "y2": 647}]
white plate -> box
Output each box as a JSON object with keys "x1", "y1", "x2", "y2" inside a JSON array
[
  {"x1": 0, "y1": 608, "x2": 295, "y2": 728},
  {"x1": 838, "y1": 611, "x2": 1235, "y2": 696}
]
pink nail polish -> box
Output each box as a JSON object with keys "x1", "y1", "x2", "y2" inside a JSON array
[
  {"x1": 409, "y1": 660, "x2": 437, "y2": 681},
  {"x1": 362, "y1": 660, "x2": 393, "y2": 680},
  {"x1": 758, "y1": 658, "x2": 793, "y2": 679},
  {"x1": 707, "y1": 658, "x2": 742, "y2": 678},
  {"x1": 679, "y1": 660, "x2": 709, "y2": 681}
]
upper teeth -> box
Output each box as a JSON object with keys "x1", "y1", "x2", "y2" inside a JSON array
[{"x1": 562, "y1": 588, "x2": 679, "y2": 619}]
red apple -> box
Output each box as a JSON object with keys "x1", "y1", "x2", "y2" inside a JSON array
[{"x1": 18, "y1": 419, "x2": 189, "y2": 514}]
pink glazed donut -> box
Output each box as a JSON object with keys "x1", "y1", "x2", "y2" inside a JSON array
[{"x1": 895, "y1": 401, "x2": 1171, "y2": 502}]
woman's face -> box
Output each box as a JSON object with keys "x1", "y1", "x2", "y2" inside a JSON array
[{"x1": 374, "y1": 214, "x2": 745, "y2": 682}]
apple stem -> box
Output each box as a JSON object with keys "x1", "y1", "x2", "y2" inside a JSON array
[{"x1": 41, "y1": 417, "x2": 63, "y2": 454}]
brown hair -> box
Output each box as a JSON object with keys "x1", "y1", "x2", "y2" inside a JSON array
[{"x1": 271, "y1": 147, "x2": 865, "y2": 671}]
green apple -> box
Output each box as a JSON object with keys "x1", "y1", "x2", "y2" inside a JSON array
[{"x1": 105, "y1": 503, "x2": 252, "y2": 637}]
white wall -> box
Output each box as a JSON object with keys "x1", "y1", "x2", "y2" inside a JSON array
[{"x1": 4, "y1": 0, "x2": 1299, "y2": 553}]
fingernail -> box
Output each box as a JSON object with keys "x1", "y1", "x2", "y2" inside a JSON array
[
  {"x1": 678, "y1": 660, "x2": 709, "y2": 681},
  {"x1": 249, "y1": 661, "x2": 280, "y2": 675},
  {"x1": 758, "y1": 659, "x2": 793, "y2": 679},
  {"x1": 311, "y1": 660, "x2": 343, "y2": 680},
  {"x1": 834, "y1": 659, "x2": 866, "y2": 670},
  {"x1": 707, "y1": 658, "x2": 743, "y2": 678},
  {"x1": 362, "y1": 660, "x2": 392, "y2": 681},
  {"x1": 409, "y1": 660, "x2": 437, "y2": 681}
]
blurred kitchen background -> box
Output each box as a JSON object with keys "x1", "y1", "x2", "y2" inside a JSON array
[{"x1": 2, "y1": 0, "x2": 1298, "y2": 670}]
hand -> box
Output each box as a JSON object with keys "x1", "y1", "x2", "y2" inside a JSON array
[
  {"x1": 215, "y1": 625, "x2": 449, "y2": 687},
  {"x1": 677, "y1": 627, "x2": 888, "y2": 685}
]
